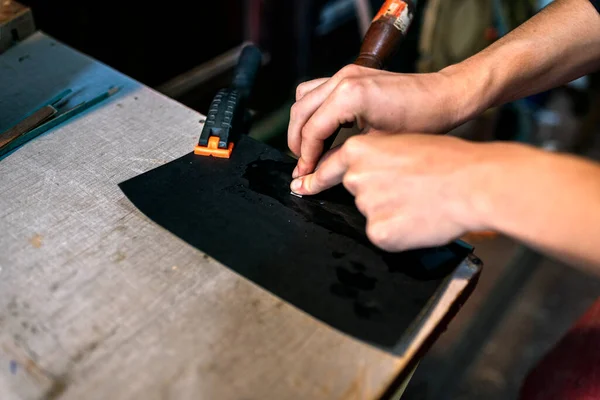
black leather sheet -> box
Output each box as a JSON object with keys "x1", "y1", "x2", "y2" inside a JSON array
[{"x1": 119, "y1": 135, "x2": 473, "y2": 353}]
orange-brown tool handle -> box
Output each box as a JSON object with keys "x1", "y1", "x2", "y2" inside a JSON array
[
  {"x1": 326, "y1": 0, "x2": 416, "y2": 149},
  {"x1": 355, "y1": 0, "x2": 416, "y2": 69}
]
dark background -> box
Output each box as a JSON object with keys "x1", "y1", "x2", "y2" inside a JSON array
[{"x1": 19, "y1": 0, "x2": 425, "y2": 144}]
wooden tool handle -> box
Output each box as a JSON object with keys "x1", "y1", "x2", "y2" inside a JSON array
[
  {"x1": 326, "y1": 0, "x2": 416, "y2": 149},
  {"x1": 355, "y1": 0, "x2": 415, "y2": 70}
]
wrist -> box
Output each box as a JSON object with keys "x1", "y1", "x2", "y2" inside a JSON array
[
  {"x1": 437, "y1": 60, "x2": 492, "y2": 128},
  {"x1": 438, "y1": 38, "x2": 534, "y2": 126}
]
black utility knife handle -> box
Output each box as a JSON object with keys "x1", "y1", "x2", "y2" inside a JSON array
[
  {"x1": 198, "y1": 44, "x2": 262, "y2": 149},
  {"x1": 231, "y1": 45, "x2": 263, "y2": 99}
]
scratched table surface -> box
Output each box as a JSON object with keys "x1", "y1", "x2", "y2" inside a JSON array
[{"x1": 0, "y1": 32, "x2": 415, "y2": 400}]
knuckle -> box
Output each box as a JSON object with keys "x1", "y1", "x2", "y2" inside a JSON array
[
  {"x1": 342, "y1": 170, "x2": 359, "y2": 190},
  {"x1": 340, "y1": 64, "x2": 360, "y2": 76},
  {"x1": 354, "y1": 195, "x2": 370, "y2": 215},
  {"x1": 366, "y1": 222, "x2": 389, "y2": 248},
  {"x1": 301, "y1": 118, "x2": 325, "y2": 142},
  {"x1": 336, "y1": 77, "x2": 362, "y2": 97},
  {"x1": 295, "y1": 82, "x2": 307, "y2": 100},
  {"x1": 288, "y1": 136, "x2": 298, "y2": 154},
  {"x1": 300, "y1": 124, "x2": 313, "y2": 141},
  {"x1": 343, "y1": 136, "x2": 366, "y2": 159},
  {"x1": 290, "y1": 102, "x2": 303, "y2": 121},
  {"x1": 313, "y1": 167, "x2": 326, "y2": 184}
]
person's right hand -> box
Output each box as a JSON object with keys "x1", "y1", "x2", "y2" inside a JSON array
[{"x1": 288, "y1": 64, "x2": 475, "y2": 178}]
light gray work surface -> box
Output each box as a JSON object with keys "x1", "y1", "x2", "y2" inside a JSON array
[{"x1": 0, "y1": 32, "x2": 404, "y2": 400}]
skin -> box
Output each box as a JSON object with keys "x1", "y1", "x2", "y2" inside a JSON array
[{"x1": 287, "y1": 0, "x2": 600, "y2": 271}]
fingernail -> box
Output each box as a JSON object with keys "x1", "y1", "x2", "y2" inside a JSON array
[
  {"x1": 292, "y1": 166, "x2": 299, "y2": 179},
  {"x1": 291, "y1": 179, "x2": 302, "y2": 192}
]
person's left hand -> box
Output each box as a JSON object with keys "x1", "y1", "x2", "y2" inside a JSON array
[{"x1": 289, "y1": 134, "x2": 490, "y2": 251}]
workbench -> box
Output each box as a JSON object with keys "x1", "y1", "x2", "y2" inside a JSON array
[{"x1": 0, "y1": 32, "x2": 477, "y2": 400}]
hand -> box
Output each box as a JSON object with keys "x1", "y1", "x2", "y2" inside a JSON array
[
  {"x1": 289, "y1": 134, "x2": 489, "y2": 252},
  {"x1": 288, "y1": 64, "x2": 472, "y2": 178}
]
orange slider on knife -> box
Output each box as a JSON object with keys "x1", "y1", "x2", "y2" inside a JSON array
[{"x1": 194, "y1": 136, "x2": 234, "y2": 159}]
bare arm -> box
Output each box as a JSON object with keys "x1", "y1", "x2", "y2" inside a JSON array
[
  {"x1": 449, "y1": 0, "x2": 600, "y2": 121},
  {"x1": 471, "y1": 142, "x2": 600, "y2": 271}
]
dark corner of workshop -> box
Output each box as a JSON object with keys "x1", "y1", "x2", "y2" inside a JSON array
[{"x1": 2, "y1": 0, "x2": 600, "y2": 399}]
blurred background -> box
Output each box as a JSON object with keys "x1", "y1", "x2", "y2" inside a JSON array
[{"x1": 10, "y1": 0, "x2": 600, "y2": 398}]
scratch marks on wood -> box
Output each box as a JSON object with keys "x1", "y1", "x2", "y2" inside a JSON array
[
  {"x1": 115, "y1": 266, "x2": 138, "y2": 290},
  {"x1": 29, "y1": 233, "x2": 43, "y2": 248},
  {"x1": 117, "y1": 196, "x2": 139, "y2": 214},
  {"x1": 23, "y1": 357, "x2": 64, "y2": 390},
  {"x1": 288, "y1": 328, "x2": 318, "y2": 361},
  {"x1": 70, "y1": 339, "x2": 101, "y2": 364},
  {"x1": 44, "y1": 375, "x2": 69, "y2": 400},
  {"x1": 4, "y1": 297, "x2": 39, "y2": 336},
  {"x1": 113, "y1": 251, "x2": 127, "y2": 263},
  {"x1": 2, "y1": 342, "x2": 70, "y2": 399},
  {"x1": 70, "y1": 328, "x2": 118, "y2": 367},
  {"x1": 2, "y1": 323, "x2": 119, "y2": 399},
  {"x1": 48, "y1": 270, "x2": 77, "y2": 294}
]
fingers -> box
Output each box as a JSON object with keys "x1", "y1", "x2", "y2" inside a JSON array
[
  {"x1": 295, "y1": 79, "x2": 367, "y2": 176},
  {"x1": 288, "y1": 65, "x2": 378, "y2": 163},
  {"x1": 296, "y1": 78, "x2": 329, "y2": 101},
  {"x1": 288, "y1": 78, "x2": 343, "y2": 159},
  {"x1": 290, "y1": 146, "x2": 348, "y2": 195},
  {"x1": 290, "y1": 136, "x2": 367, "y2": 195},
  {"x1": 366, "y1": 214, "x2": 401, "y2": 252},
  {"x1": 292, "y1": 144, "x2": 341, "y2": 180},
  {"x1": 314, "y1": 143, "x2": 342, "y2": 169}
]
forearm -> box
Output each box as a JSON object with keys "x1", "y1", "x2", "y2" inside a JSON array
[
  {"x1": 442, "y1": 0, "x2": 600, "y2": 123},
  {"x1": 470, "y1": 144, "x2": 600, "y2": 271}
]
